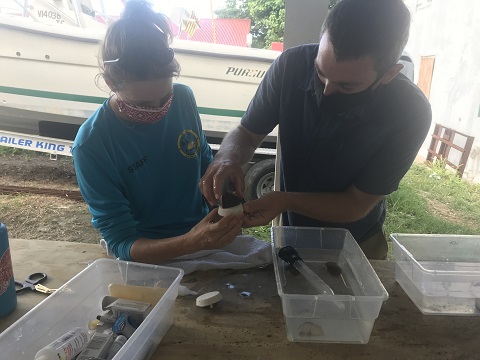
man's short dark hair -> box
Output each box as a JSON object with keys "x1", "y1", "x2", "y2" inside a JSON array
[{"x1": 321, "y1": 0, "x2": 411, "y2": 74}]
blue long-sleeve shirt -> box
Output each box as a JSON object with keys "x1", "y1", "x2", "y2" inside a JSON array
[{"x1": 72, "y1": 84, "x2": 213, "y2": 260}]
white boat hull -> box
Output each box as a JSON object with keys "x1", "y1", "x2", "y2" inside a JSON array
[{"x1": 0, "y1": 15, "x2": 279, "y2": 144}]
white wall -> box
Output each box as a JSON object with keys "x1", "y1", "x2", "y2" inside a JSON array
[{"x1": 404, "y1": 0, "x2": 480, "y2": 181}]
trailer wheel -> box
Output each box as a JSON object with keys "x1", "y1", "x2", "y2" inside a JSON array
[{"x1": 244, "y1": 159, "x2": 276, "y2": 201}]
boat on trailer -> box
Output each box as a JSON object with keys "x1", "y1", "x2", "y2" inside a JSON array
[
  {"x1": 0, "y1": 0, "x2": 416, "y2": 199},
  {"x1": 0, "y1": 0, "x2": 280, "y2": 147}
]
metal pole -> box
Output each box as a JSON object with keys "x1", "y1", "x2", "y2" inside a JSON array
[
  {"x1": 71, "y1": 0, "x2": 85, "y2": 28},
  {"x1": 210, "y1": 0, "x2": 217, "y2": 43}
]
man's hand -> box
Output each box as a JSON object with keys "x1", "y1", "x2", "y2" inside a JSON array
[
  {"x1": 200, "y1": 125, "x2": 266, "y2": 205},
  {"x1": 187, "y1": 208, "x2": 243, "y2": 250},
  {"x1": 242, "y1": 191, "x2": 285, "y2": 227},
  {"x1": 199, "y1": 160, "x2": 245, "y2": 205}
]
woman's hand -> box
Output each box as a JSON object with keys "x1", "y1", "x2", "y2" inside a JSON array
[{"x1": 187, "y1": 208, "x2": 243, "y2": 251}]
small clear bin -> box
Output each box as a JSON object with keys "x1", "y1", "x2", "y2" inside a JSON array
[
  {"x1": 390, "y1": 233, "x2": 480, "y2": 315},
  {"x1": 272, "y1": 226, "x2": 388, "y2": 344},
  {"x1": 0, "y1": 258, "x2": 183, "y2": 360}
]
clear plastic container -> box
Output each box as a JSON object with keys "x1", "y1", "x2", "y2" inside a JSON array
[
  {"x1": 272, "y1": 226, "x2": 388, "y2": 344},
  {"x1": 0, "y1": 258, "x2": 183, "y2": 360},
  {"x1": 390, "y1": 233, "x2": 480, "y2": 315}
]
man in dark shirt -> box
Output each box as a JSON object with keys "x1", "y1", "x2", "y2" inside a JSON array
[{"x1": 200, "y1": 0, "x2": 432, "y2": 259}]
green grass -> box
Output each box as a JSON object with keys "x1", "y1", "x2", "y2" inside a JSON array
[
  {"x1": 0, "y1": 145, "x2": 31, "y2": 156},
  {"x1": 243, "y1": 225, "x2": 271, "y2": 242},
  {"x1": 0, "y1": 145, "x2": 53, "y2": 158},
  {"x1": 385, "y1": 162, "x2": 480, "y2": 236},
  {"x1": 245, "y1": 162, "x2": 480, "y2": 244}
]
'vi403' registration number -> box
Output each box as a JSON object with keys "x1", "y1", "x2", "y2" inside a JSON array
[{"x1": 37, "y1": 10, "x2": 64, "y2": 23}]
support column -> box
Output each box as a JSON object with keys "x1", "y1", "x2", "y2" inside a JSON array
[{"x1": 284, "y1": 0, "x2": 329, "y2": 49}]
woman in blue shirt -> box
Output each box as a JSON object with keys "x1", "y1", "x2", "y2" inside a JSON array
[{"x1": 72, "y1": 1, "x2": 242, "y2": 264}]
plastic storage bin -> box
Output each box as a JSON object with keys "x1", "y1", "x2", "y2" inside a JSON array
[
  {"x1": 0, "y1": 258, "x2": 183, "y2": 360},
  {"x1": 390, "y1": 233, "x2": 480, "y2": 315},
  {"x1": 272, "y1": 226, "x2": 388, "y2": 344}
]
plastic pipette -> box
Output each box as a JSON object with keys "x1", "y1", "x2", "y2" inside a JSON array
[{"x1": 278, "y1": 246, "x2": 335, "y2": 295}]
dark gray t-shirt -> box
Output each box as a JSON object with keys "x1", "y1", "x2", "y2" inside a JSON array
[{"x1": 241, "y1": 44, "x2": 432, "y2": 242}]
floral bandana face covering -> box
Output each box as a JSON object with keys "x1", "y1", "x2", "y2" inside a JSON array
[{"x1": 116, "y1": 93, "x2": 174, "y2": 124}]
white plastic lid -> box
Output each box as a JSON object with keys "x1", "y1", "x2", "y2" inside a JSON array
[
  {"x1": 218, "y1": 204, "x2": 243, "y2": 217},
  {"x1": 196, "y1": 291, "x2": 223, "y2": 307},
  {"x1": 35, "y1": 356, "x2": 49, "y2": 360}
]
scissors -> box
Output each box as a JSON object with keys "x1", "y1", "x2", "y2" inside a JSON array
[{"x1": 15, "y1": 272, "x2": 57, "y2": 295}]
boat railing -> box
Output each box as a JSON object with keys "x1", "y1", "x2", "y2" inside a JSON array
[{"x1": 3, "y1": 0, "x2": 111, "y2": 29}]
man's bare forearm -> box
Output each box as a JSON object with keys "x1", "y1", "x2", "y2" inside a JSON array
[
  {"x1": 216, "y1": 125, "x2": 266, "y2": 166},
  {"x1": 282, "y1": 189, "x2": 384, "y2": 223},
  {"x1": 243, "y1": 185, "x2": 385, "y2": 227}
]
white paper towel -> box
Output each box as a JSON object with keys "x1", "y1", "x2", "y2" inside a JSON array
[{"x1": 101, "y1": 235, "x2": 272, "y2": 275}]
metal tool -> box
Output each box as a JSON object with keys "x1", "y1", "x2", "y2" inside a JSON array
[
  {"x1": 278, "y1": 246, "x2": 335, "y2": 295},
  {"x1": 15, "y1": 272, "x2": 57, "y2": 294}
]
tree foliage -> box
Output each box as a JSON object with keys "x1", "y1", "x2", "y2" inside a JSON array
[
  {"x1": 215, "y1": 0, "x2": 341, "y2": 49},
  {"x1": 215, "y1": 0, "x2": 249, "y2": 19},
  {"x1": 215, "y1": 0, "x2": 284, "y2": 49},
  {"x1": 246, "y1": 0, "x2": 284, "y2": 49}
]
